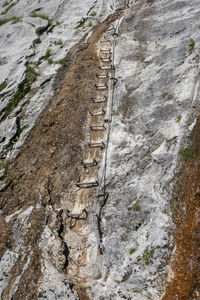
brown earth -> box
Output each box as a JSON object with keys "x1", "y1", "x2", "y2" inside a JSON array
[
  {"x1": 162, "y1": 115, "x2": 200, "y2": 300},
  {"x1": 0, "y1": 11, "x2": 123, "y2": 300}
]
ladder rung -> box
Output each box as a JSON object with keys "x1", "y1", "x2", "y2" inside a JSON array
[
  {"x1": 100, "y1": 39, "x2": 111, "y2": 44},
  {"x1": 92, "y1": 95, "x2": 107, "y2": 103},
  {"x1": 89, "y1": 108, "x2": 105, "y2": 116},
  {"x1": 66, "y1": 209, "x2": 87, "y2": 219},
  {"x1": 76, "y1": 181, "x2": 99, "y2": 188},
  {"x1": 107, "y1": 26, "x2": 115, "y2": 32},
  {"x1": 90, "y1": 125, "x2": 106, "y2": 131},
  {"x1": 95, "y1": 83, "x2": 108, "y2": 90},
  {"x1": 88, "y1": 142, "x2": 105, "y2": 149},
  {"x1": 81, "y1": 159, "x2": 98, "y2": 168},
  {"x1": 99, "y1": 64, "x2": 114, "y2": 70},
  {"x1": 100, "y1": 49, "x2": 112, "y2": 54},
  {"x1": 100, "y1": 57, "x2": 112, "y2": 63},
  {"x1": 96, "y1": 73, "x2": 109, "y2": 79}
]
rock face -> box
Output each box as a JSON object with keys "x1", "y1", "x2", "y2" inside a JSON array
[{"x1": 0, "y1": 0, "x2": 200, "y2": 299}]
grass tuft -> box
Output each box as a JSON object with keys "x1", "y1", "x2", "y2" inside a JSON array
[
  {"x1": 0, "y1": 16, "x2": 22, "y2": 26},
  {"x1": 189, "y1": 38, "x2": 195, "y2": 54},
  {"x1": 0, "y1": 63, "x2": 38, "y2": 120},
  {"x1": 90, "y1": 11, "x2": 96, "y2": 16},
  {"x1": 129, "y1": 248, "x2": 136, "y2": 255},
  {"x1": 26, "y1": 66, "x2": 38, "y2": 81},
  {"x1": 75, "y1": 17, "x2": 87, "y2": 29},
  {"x1": 142, "y1": 250, "x2": 154, "y2": 265},
  {"x1": 179, "y1": 147, "x2": 195, "y2": 160},
  {"x1": 54, "y1": 39, "x2": 62, "y2": 46},
  {"x1": 176, "y1": 114, "x2": 182, "y2": 123},
  {"x1": 0, "y1": 160, "x2": 10, "y2": 179},
  {"x1": 30, "y1": 13, "x2": 52, "y2": 25},
  {"x1": 0, "y1": 81, "x2": 7, "y2": 92}
]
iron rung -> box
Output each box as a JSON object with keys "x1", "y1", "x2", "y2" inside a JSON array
[
  {"x1": 95, "y1": 83, "x2": 107, "y2": 90},
  {"x1": 100, "y1": 39, "x2": 111, "y2": 44},
  {"x1": 99, "y1": 64, "x2": 114, "y2": 70},
  {"x1": 90, "y1": 125, "x2": 106, "y2": 131},
  {"x1": 96, "y1": 73, "x2": 109, "y2": 79},
  {"x1": 100, "y1": 49, "x2": 112, "y2": 54},
  {"x1": 88, "y1": 142, "x2": 105, "y2": 149},
  {"x1": 76, "y1": 180, "x2": 99, "y2": 188},
  {"x1": 100, "y1": 57, "x2": 112, "y2": 63},
  {"x1": 92, "y1": 95, "x2": 107, "y2": 103},
  {"x1": 81, "y1": 159, "x2": 98, "y2": 168},
  {"x1": 89, "y1": 108, "x2": 105, "y2": 116}
]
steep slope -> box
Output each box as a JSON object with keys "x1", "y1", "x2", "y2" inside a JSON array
[{"x1": 1, "y1": 0, "x2": 200, "y2": 299}]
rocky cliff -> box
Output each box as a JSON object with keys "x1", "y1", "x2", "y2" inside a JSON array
[{"x1": 0, "y1": 0, "x2": 200, "y2": 299}]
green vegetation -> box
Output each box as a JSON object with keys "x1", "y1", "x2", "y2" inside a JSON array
[
  {"x1": 88, "y1": 21, "x2": 92, "y2": 27},
  {"x1": 0, "y1": 63, "x2": 39, "y2": 120},
  {"x1": 26, "y1": 65, "x2": 38, "y2": 81},
  {"x1": 0, "y1": 160, "x2": 10, "y2": 179},
  {"x1": 47, "y1": 58, "x2": 53, "y2": 64},
  {"x1": 121, "y1": 273, "x2": 130, "y2": 282},
  {"x1": 39, "y1": 48, "x2": 67, "y2": 66},
  {"x1": 142, "y1": 250, "x2": 154, "y2": 265},
  {"x1": 54, "y1": 39, "x2": 62, "y2": 46},
  {"x1": 1, "y1": 79, "x2": 31, "y2": 120},
  {"x1": 133, "y1": 221, "x2": 142, "y2": 230},
  {"x1": 75, "y1": 17, "x2": 87, "y2": 29},
  {"x1": 189, "y1": 38, "x2": 195, "y2": 53},
  {"x1": 39, "y1": 48, "x2": 52, "y2": 62},
  {"x1": 1, "y1": 1, "x2": 18, "y2": 15},
  {"x1": 129, "y1": 248, "x2": 136, "y2": 255},
  {"x1": 30, "y1": 13, "x2": 52, "y2": 25},
  {"x1": 0, "y1": 81, "x2": 7, "y2": 92},
  {"x1": 176, "y1": 114, "x2": 182, "y2": 123},
  {"x1": 133, "y1": 204, "x2": 140, "y2": 211},
  {"x1": 0, "y1": 16, "x2": 21, "y2": 26},
  {"x1": 54, "y1": 59, "x2": 67, "y2": 66},
  {"x1": 90, "y1": 11, "x2": 97, "y2": 16},
  {"x1": 179, "y1": 147, "x2": 195, "y2": 160}
]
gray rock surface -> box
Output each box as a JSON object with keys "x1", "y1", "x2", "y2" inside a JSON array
[
  {"x1": 0, "y1": 0, "x2": 115, "y2": 161},
  {"x1": 0, "y1": 0, "x2": 200, "y2": 299},
  {"x1": 86, "y1": 0, "x2": 200, "y2": 299}
]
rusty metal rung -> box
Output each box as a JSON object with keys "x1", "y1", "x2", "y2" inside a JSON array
[
  {"x1": 88, "y1": 142, "x2": 105, "y2": 149},
  {"x1": 76, "y1": 181, "x2": 99, "y2": 188},
  {"x1": 90, "y1": 108, "x2": 105, "y2": 116},
  {"x1": 90, "y1": 125, "x2": 106, "y2": 131},
  {"x1": 96, "y1": 73, "x2": 109, "y2": 79},
  {"x1": 99, "y1": 64, "x2": 114, "y2": 70},
  {"x1": 95, "y1": 83, "x2": 107, "y2": 90},
  {"x1": 66, "y1": 209, "x2": 87, "y2": 219},
  {"x1": 92, "y1": 95, "x2": 107, "y2": 103},
  {"x1": 100, "y1": 49, "x2": 112, "y2": 54},
  {"x1": 100, "y1": 39, "x2": 111, "y2": 44},
  {"x1": 100, "y1": 57, "x2": 112, "y2": 63},
  {"x1": 81, "y1": 159, "x2": 98, "y2": 168}
]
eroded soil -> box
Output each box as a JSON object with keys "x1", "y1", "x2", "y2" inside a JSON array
[
  {"x1": 0, "y1": 11, "x2": 122, "y2": 300},
  {"x1": 162, "y1": 115, "x2": 200, "y2": 300}
]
